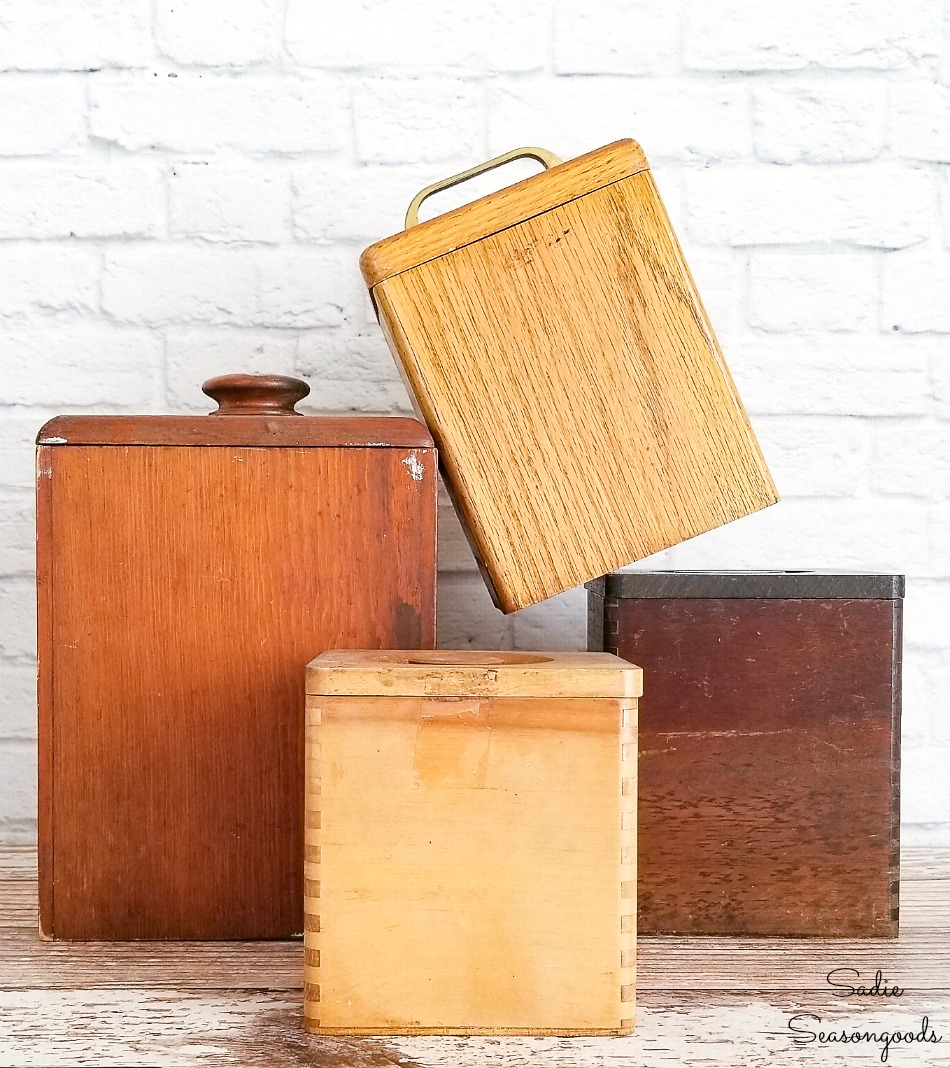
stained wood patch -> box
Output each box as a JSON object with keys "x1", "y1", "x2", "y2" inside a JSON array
[{"x1": 38, "y1": 444, "x2": 437, "y2": 940}]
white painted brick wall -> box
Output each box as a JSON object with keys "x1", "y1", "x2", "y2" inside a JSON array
[
  {"x1": 752, "y1": 81, "x2": 886, "y2": 164},
  {"x1": 0, "y1": 76, "x2": 87, "y2": 156},
  {"x1": 883, "y1": 247, "x2": 950, "y2": 332},
  {"x1": 155, "y1": 0, "x2": 282, "y2": 67},
  {"x1": 685, "y1": 164, "x2": 936, "y2": 248},
  {"x1": 1, "y1": 0, "x2": 948, "y2": 842},
  {"x1": 169, "y1": 161, "x2": 290, "y2": 244},
  {"x1": 747, "y1": 252, "x2": 877, "y2": 332},
  {"x1": 0, "y1": 162, "x2": 163, "y2": 239},
  {"x1": 89, "y1": 73, "x2": 349, "y2": 153}
]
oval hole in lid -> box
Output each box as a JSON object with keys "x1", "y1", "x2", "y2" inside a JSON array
[{"x1": 406, "y1": 651, "x2": 553, "y2": 667}]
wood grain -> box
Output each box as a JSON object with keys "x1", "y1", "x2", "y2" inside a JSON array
[
  {"x1": 37, "y1": 443, "x2": 437, "y2": 940},
  {"x1": 367, "y1": 148, "x2": 777, "y2": 612},
  {"x1": 0, "y1": 882, "x2": 37, "y2": 929},
  {"x1": 5, "y1": 991, "x2": 950, "y2": 1068},
  {"x1": 0, "y1": 844, "x2": 38, "y2": 878},
  {"x1": 304, "y1": 651, "x2": 637, "y2": 1036},
  {"x1": 202, "y1": 373, "x2": 310, "y2": 416},
  {"x1": 37, "y1": 415, "x2": 433, "y2": 449},
  {"x1": 597, "y1": 594, "x2": 901, "y2": 937},
  {"x1": 904, "y1": 848, "x2": 950, "y2": 879},
  {"x1": 381, "y1": 993, "x2": 950, "y2": 1068},
  {"x1": 35, "y1": 446, "x2": 53, "y2": 937},
  {"x1": 8, "y1": 924, "x2": 950, "y2": 995},
  {"x1": 0, "y1": 991, "x2": 419, "y2": 1068},
  {"x1": 0, "y1": 928, "x2": 302, "y2": 990},
  {"x1": 14, "y1": 873, "x2": 950, "y2": 940}
]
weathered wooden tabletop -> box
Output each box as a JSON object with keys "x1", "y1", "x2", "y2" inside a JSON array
[{"x1": 1, "y1": 844, "x2": 948, "y2": 1066}]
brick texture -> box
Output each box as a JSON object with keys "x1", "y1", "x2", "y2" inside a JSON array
[
  {"x1": 747, "y1": 252, "x2": 877, "y2": 332},
  {"x1": 1, "y1": 1, "x2": 948, "y2": 840},
  {"x1": 155, "y1": 0, "x2": 282, "y2": 67}
]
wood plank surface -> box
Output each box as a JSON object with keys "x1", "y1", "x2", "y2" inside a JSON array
[
  {"x1": 12, "y1": 874, "x2": 950, "y2": 940},
  {"x1": 904, "y1": 849, "x2": 950, "y2": 878},
  {"x1": 0, "y1": 845, "x2": 38, "y2": 878},
  {"x1": 3, "y1": 990, "x2": 950, "y2": 1067},
  {"x1": 0, "y1": 881, "x2": 37, "y2": 928},
  {"x1": 2, "y1": 847, "x2": 949, "y2": 1066},
  {"x1": 386, "y1": 992, "x2": 950, "y2": 1068},
  {"x1": 372, "y1": 165, "x2": 776, "y2": 612},
  {"x1": 5, "y1": 927, "x2": 949, "y2": 997},
  {"x1": 0, "y1": 991, "x2": 413, "y2": 1068},
  {"x1": 6, "y1": 924, "x2": 950, "y2": 996},
  {"x1": 0, "y1": 929, "x2": 303, "y2": 991}
]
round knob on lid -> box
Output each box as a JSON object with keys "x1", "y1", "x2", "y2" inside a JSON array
[{"x1": 202, "y1": 374, "x2": 310, "y2": 416}]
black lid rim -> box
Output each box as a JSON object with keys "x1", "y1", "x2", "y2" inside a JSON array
[{"x1": 589, "y1": 570, "x2": 905, "y2": 600}]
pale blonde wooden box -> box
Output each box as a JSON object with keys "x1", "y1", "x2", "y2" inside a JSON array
[{"x1": 304, "y1": 649, "x2": 641, "y2": 1037}]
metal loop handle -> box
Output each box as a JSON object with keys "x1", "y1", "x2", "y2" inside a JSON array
[{"x1": 404, "y1": 146, "x2": 564, "y2": 229}]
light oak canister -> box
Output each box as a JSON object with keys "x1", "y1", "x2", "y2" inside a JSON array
[{"x1": 361, "y1": 140, "x2": 778, "y2": 612}]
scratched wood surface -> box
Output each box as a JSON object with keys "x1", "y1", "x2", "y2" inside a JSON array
[
  {"x1": 363, "y1": 140, "x2": 777, "y2": 613},
  {"x1": 2, "y1": 852, "x2": 949, "y2": 1066},
  {"x1": 307, "y1": 649, "x2": 643, "y2": 699},
  {"x1": 596, "y1": 594, "x2": 901, "y2": 938}
]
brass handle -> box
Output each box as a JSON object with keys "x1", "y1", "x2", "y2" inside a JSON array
[{"x1": 404, "y1": 146, "x2": 564, "y2": 229}]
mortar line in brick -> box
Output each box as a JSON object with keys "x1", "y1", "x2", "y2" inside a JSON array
[
  {"x1": 547, "y1": 0, "x2": 559, "y2": 76},
  {"x1": 158, "y1": 331, "x2": 172, "y2": 410}
]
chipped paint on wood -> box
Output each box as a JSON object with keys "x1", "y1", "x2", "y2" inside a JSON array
[{"x1": 402, "y1": 451, "x2": 426, "y2": 481}]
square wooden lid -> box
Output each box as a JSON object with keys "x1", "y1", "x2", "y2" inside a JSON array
[{"x1": 307, "y1": 649, "x2": 642, "y2": 699}]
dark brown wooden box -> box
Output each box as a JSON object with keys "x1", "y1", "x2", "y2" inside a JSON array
[
  {"x1": 588, "y1": 571, "x2": 903, "y2": 937},
  {"x1": 37, "y1": 375, "x2": 438, "y2": 940}
]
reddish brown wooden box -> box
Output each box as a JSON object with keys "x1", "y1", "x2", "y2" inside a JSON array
[
  {"x1": 37, "y1": 375, "x2": 437, "y2": 940},
  {"x1": 588, "y1": 571, "x2": 903, "y2": 937}
]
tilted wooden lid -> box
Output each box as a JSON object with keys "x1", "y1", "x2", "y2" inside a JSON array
[
  {"x1": 359, "y1": 139, "x2": 650, "y2": 288},
  {"x1": 36, "y1": 374, "x2": 434, "y2": 449},
  {"x1": 307, "y1": 649, "x2": 642, "y2": 699}
]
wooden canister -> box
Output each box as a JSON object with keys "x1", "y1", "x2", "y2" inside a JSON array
[
  {"x1": 588, "y1": 570, "x2": 903, "y2": 937},
  {"x1": 361, "y1": 141, "x2": 778, "y2": 612},
  {"x1": 37, "y1": 374, "x2": 438, "y2": 939},
  {"x1": 304, "y1": 649, "x2": 641, "y2": 1035}
]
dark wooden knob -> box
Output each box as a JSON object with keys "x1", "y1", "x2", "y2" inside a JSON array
[{"x1": 202, "y1": 374, "x2": 310, "y2": 416}]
